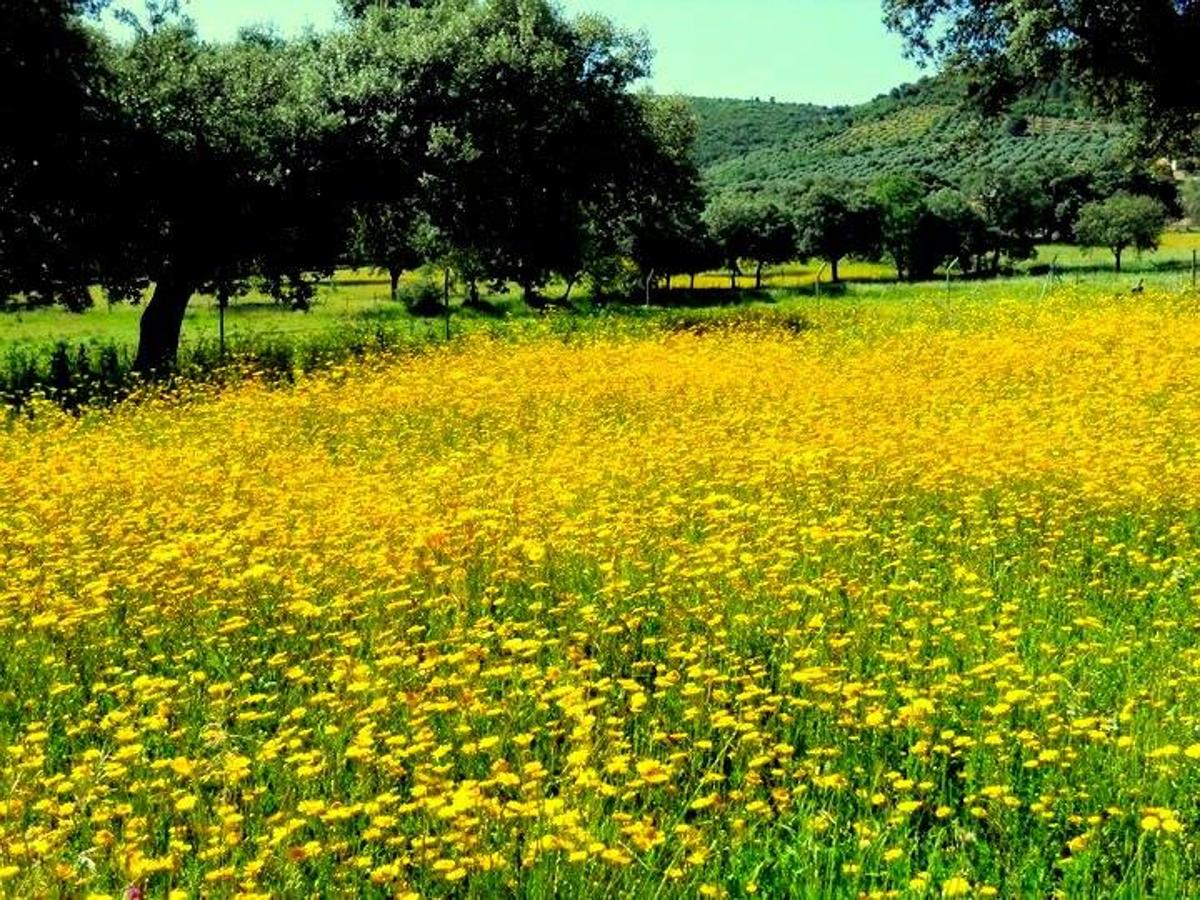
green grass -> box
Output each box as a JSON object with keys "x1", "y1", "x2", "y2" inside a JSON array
[
  {"x1": 0, "y1": 273, "x2": 443, "y2": 355},
  {"x1": 4, "y1": 236, "x2": 1200, "y2": 371}
]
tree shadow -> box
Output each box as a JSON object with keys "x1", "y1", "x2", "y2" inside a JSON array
[
  {"x1": 461, "y1": 296, "x2": 511, "y2": 318},
  {"x1": 1033, "y1": 259, "x2": 1194, "y2": 277}
]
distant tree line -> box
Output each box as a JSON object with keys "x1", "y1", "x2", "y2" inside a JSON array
[{"x1": 694, "y1": 163, "x2": 1172, "y2": 290}]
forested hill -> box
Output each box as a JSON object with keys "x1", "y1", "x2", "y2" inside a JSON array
[{"x1": 689, "y1": 76, "x2": 1130, "y2": 194}]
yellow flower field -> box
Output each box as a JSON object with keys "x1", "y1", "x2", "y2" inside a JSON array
[{"x1": 4, "y1": 290, "x2": 1200, "y2": 896}]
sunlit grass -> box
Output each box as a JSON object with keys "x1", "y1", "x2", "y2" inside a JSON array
[
  {"x1": 1032, "y1": 230, "x2": 1200, "y2": 273},
  {"x1": 5, "y1": 235, "x2": 1198, "y2": 363}
]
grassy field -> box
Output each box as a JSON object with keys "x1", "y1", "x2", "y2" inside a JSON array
[
  {"x1": 5, "y1": 234, "x2": 1200, "y2": 363},
  {"x1": 1029, "y1": 231, "x2": 1200, "y2": 277},
  {"x1": 0, "y1": 274, "x2": 446, "y2": 356},
  {"x1": 3, "y1": 286, "x2": 1200, "y2": 896}
]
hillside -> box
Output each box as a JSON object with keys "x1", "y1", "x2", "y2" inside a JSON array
[{"x1": 690, "y1": 76, "x2": 1130, "y2": 195}]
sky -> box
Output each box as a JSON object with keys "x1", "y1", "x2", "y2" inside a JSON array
[{"x1": 120, "y1": 0, "x2": 926, "y2": 106}]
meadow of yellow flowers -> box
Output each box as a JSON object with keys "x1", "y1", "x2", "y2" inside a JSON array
[{"x1": 3, "y1": 289, "x2": 1200, "y2": 897}]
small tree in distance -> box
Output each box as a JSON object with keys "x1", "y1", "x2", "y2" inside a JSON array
[
  {"x1": 870, "y1": 174, "x2": 935, "y2": 282},
  {"x1": 705, "y1": 196, "x2": 796, "y2": 290},
  {"x1": 793, "y1": 184, "x2": 881, "y2": 283},
  {"x1": 1075, "y1": 194, "x2": 1167, "y2": 274}
]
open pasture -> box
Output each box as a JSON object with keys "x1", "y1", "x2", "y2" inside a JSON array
[
  {"x1": 3, "y1": 232, "x2": 1199, "y2": 367},
  {"x1": 4, "y1": 290, "x2": 1200, "y2": 896}
]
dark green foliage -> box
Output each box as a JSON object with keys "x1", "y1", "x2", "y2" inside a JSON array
[
  {"x1": 4, "y1": 0, "x2": 697, "y2": 368},
  {"x1": 106, "y1": 21, "x2": 343, "y2": 373},
  {"x1": 965, "y1": 171, "x2": 1051, "y2": 271},
  {"x1": 1, "y1": 342, "x2": 135, "y2": 411},
  {"x1": 691, "y1": 73, "x2": 1176, "y2": 261},
  {"x1": 338, "y1": 0, "x2": 431, "y2": 17},
  {"x1": 0, "y1": 0, "x2": 117, "y2": 307},
  {"x1": 347, "y1": 207, "x2": 435, "y2": 300},
  {"x1": 399, "y1": 280, "x2": 449, "y2": 317},
  {"x1": 855, "y1": 169, "x2": 1054, "y2": 281},
  {"x1": 870, "y1": 174, "x2": 942, "y2": 281},
  {"x1": 688, "y1": 97, "x2": 838, "y2": 170},
  {"x1": 924, "y1": 187, "x2": 990, "y2": 274},
  {"x1": 323, "y1": 1, "x2": 686, "y2": 308},
  {"x1": 0, "y1": 324, "x2": 449, "y2": 413},
  {"x1": 625, "y1": 96, "x2": 711, "y2": 301}
]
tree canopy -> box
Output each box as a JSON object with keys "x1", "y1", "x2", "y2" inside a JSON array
[
  {"x1": 704, "y1": 196, "x2": 796, "y2": 290},
  {"x1": 104, "y1": 20, "x2": 343, "y2": 371},
  {"x1": 0, "y1": 0, "x2": 116, "y2": 309}
]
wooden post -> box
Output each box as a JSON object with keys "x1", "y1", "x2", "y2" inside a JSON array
[{"x1": 1040, "y1": 255, "x2": 1059, "y2": 301}]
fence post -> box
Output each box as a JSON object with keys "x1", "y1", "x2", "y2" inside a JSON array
[
  {"x1": 946, "y1": 257, "x2": 960, "y2": 292},
  {"x1": 1040, "y1": 256, "x2": 1058, "y2": 302}
]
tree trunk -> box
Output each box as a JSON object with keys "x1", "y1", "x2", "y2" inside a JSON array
[
  {"x1": 831, "y1": 257, "x2": 840, "y2": 284},
  {"x1": 134, "y1": 274, "x2": 194, "y2": 375},
  {"x1": 562, "y1": 276, "x2": 577, "y2": 305},
  {"x1": 644, "y1": 269, "x2": 655, "y2": 307},
  {"x1": 389, "y1": 267, "x2": 401, "y2": 301},
  {"x1": 690, "y1": 272, "x2": 696, "y2": 290},
  {"x1": 464, "y1": 278, "x2": 482, "y2": 309},
  {"x1": 1114, "y1": 247, "x2": 1123, "y2": 273},
  {"x1": 730, "y1": 268, "x2": 737, "y2": 290},
  {"x1": 755, "y1": 261, "x2": 764, "y2": 290},
  {"x1": 666, "y1": 274, "x2": 672, "y2": 292},
  {"x1": 443, "y1": 268, "x2": 452, "y2": 340}
]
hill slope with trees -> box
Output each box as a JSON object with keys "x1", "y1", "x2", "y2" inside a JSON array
[{"x1": 689, "y1": 76, "x2": 1132, "y2": 196}]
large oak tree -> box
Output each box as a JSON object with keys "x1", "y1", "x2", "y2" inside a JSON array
[{"x1": 107, "y1": 22, "x2": 344, "y2": 373}]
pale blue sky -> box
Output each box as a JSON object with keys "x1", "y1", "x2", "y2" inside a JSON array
[{"x1": 117, "y1": 0, "x2": 924, "y2": 105}]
